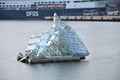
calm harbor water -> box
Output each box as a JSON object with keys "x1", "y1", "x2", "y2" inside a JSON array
[{"x1": 0, "y1": 20, "x2": 120, "y2": 80}]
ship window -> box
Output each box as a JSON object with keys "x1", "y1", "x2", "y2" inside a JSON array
[
  {"x1": 60, "y1": 1, "x2": 62, "y2": 3},
  {"x1": 3, "y1": 2, "x2": 5, "y2": 4},
  {"x1": 63, "y1": 1, "x2": 66, "y2": 3},
  {"x1": 45, "y1": 2, "x2": 47, "y2": 4},
  {"x1": 6, "y1": 5, "x2": 8, "y2": 7},
  {"x1": 38, "y1": 2, "x2": 40, "y2": 4},
  {"x1": 74, "y1": 1, "x2": 80, "y2": 3},
  {"x1": 10, "y1": 5, "x2": 12, "y2": 7},
  {"x1": 67, "y1": 1, "x2": 70, "y2": 3},
  {"x1": 41, "y1": 2, "x2": 44, "y2": 4},
  {"x1": 52, "y1": 2, "x2": 55, "y2": 3},
  {"x1": 24, "y1": 5, "x2": 26, "y2": 7},
  {"x1": 49, "y1": 2, "x2": 51, "y2": 4},
  {"x1": 13, "y1": 5, "x2": 15, "y2": 7},
  {"x1": 34, "y1": 2, "x2": 36, "y2": 4}
]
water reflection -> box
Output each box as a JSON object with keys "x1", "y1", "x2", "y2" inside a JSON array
[{"x1": 0, "y1": 21, "x2": 120, "y2": 80}]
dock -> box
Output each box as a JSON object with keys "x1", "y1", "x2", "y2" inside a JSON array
[{"x1": 44, "y1": 16, "x2": 120, "y2": 21}]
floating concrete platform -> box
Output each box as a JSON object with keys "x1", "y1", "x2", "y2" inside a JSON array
[
  {"x1": 17, "y1": 54, "x2": 86, "y2": 64},
  {"x1": 27, "y1": 56, "x2": 82, "y2": 64}
]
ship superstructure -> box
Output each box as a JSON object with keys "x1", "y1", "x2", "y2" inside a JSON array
[
  {"x1": 0, "y1": 0, "x2": 106, "y2": 10},
  {"x1": 0, "y1": 0, "x2": 108, "y2": 19},
  {"x1": 17, "y1": 13, "x2": 89, "y2": 63}
]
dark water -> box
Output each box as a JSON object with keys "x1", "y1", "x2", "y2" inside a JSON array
[{"x1": 0, "y1": 20, "x2": 120, "y2": 80}]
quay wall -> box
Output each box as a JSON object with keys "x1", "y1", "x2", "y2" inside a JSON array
[{"x1": 44, "y1": 16, "x2": 120, "y2": 21}]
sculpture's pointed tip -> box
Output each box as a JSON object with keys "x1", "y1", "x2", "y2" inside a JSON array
[
  {"x1": 54, "y1": 13, "x2": 61, "y2": 22},
  {"x1": 54, "y1": 13, "x2": 57, "y2": 17},
  {"x1": 53, "y1": 13, "x2": 57, "y2": 22}
]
